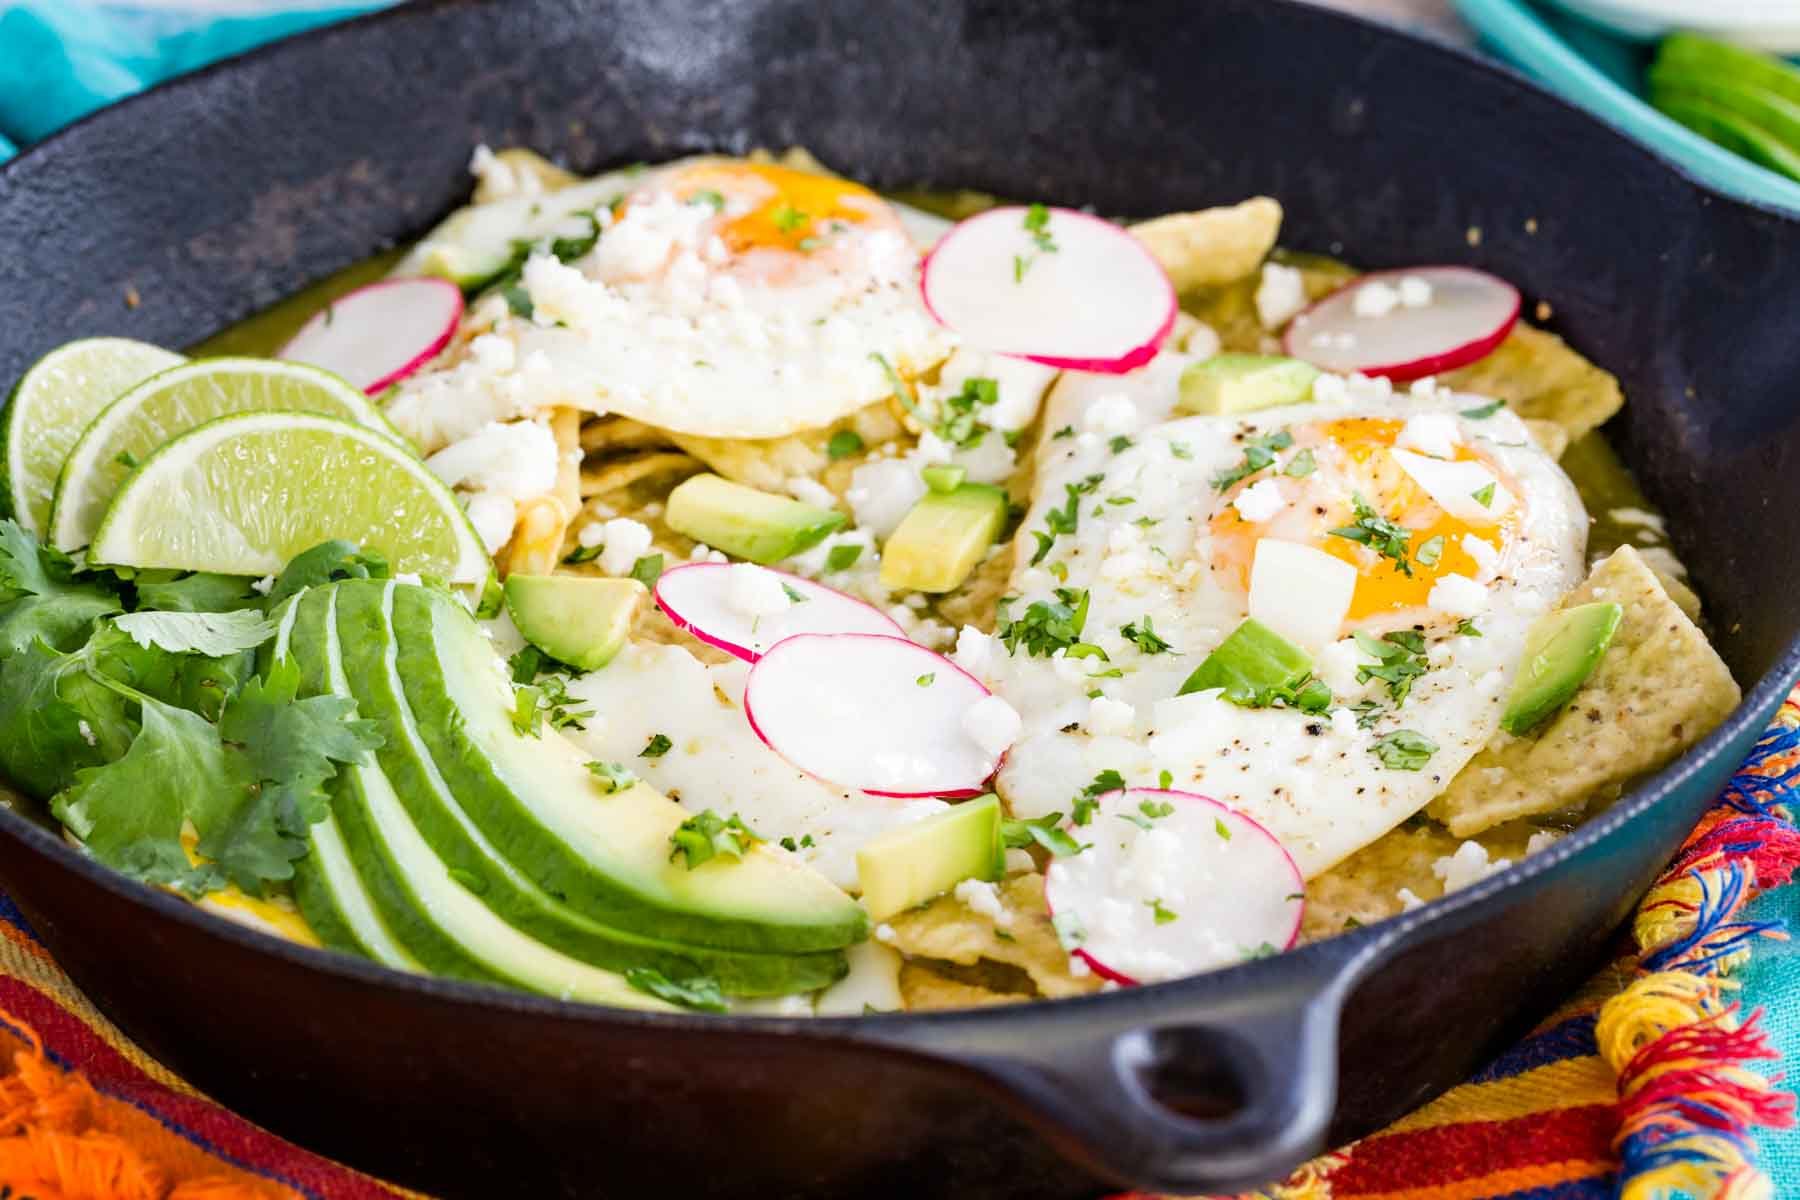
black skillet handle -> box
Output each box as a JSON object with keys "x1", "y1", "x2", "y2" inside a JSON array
[{"x1": 950, "y1": 964, "x2": 1350, "y2": 1194}]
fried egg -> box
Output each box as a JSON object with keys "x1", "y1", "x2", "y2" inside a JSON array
[
  {"x1": 975, "y1": 367, "x2": 1587, "y2": 878},
  {"x1": 391, "y1": 157, "x2": 954, "y2": 444}
]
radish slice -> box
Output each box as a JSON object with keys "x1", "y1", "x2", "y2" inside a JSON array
[
  {"x1": 744, "y1": 633, "x2": 1001, "y2": 798},
  {"x1": 1283, "y1": 267, "x2": 1520, "y2": 381},
  {"x1": 277, "y1": 277, "x2": 464, "y2": 394},
  {"x1": 1042, "y1": 788, "x2": 1305, "y2": 986},
  {"x1": 921, "y1": 206, "x2": 1176, "y2": 374},
  {"x1": 654, "y1": 562, "x2": 905, "y2": 662}
]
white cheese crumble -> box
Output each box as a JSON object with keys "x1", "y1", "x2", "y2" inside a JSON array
[
  {"x1": 1352, "y1": 280, "x2": 1400, "y2": 318},
  {"x1": 961, "y1": 694, "x2": 1022, "y2": 757},
  {"x1": 1432, "y1": 840, "x2": 1512, "y2": 893},
  {"x1": 1254, "y1": 263, "x2": 1308, "y2": 329},
  {"x1": 874, "y1": 923, "x2": 897, "y2": 944},
  {"x1": 1085, "y1": 696, "x2": 1136, "y2": 737},
  {"x1": 1082, "y1": 393, "x2": 1141, "y2": 437},
  {"x1": 1182, "y1": 320, "x2": 1223, "y2": 360},
  {"x1": 1428, "y1": 573, "x2": 1489, "y2": 618},
  {"x1": 464, "y1": 493, "x2": 518, "y2": 555},
  {"x1": 77, "y1": 720, "x2": 96, "y2": 748},
  {"x1": 1397, "y1": 412, "x2": 1462, "y2": 460},
  {"x1": 594, "y1": 517, "x2": 653, "y2": 577},
  {"x1": 952, "y1": 626, "x2": 995, "y2": 680},
  {"x1": 845, "y1": 458, "x2": 927, "y2": 539},
  {"x1": 725, "y1": 563, "x2": 792, "y2": 619},
  {"x1": 953, "y1": 878, "x2": 1014, "y2": 928},
  {"x1": 1232, "y1": 477, "x2": 1287, "y2": 523},
  {"x1": 1398, "y1": 275, "x2": 1434, "y2": 308},
  {"x1": 1312, "y1": 372, "x2": 1350, "y2": 406},
  {"x1": 250, "y1": 574, "x2": 275, "y2": 597},
  {"x1": 785, "y1": 475, "x2": 838, "y2": 510},
  {"x1": 424, "y1": 419, "x2": 560, "y2": 499}
]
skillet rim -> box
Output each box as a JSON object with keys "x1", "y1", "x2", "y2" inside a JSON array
[{"x1": 0, "y1": 0, "x2": 1795, "y2": 1043}]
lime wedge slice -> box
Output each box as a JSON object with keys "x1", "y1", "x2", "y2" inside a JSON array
[
  {"x1": 90, "y1": 411, "x2": 490, "y2": 584},
  {"x1": 2, "y1": 338, "x2": 184, "y2": 536},
  {"x1": 49, "y1": 357, "x2": 398, "y2": 552}
]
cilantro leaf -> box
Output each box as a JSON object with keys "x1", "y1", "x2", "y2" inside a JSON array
[
  {"x1": 1370, "y1": 729, "x2": 1437, "y2": 771},
  {"x1": 0, "y1": 638, "x2": 135, "y2": 796},
  {"x1": 587, "y1": 761, "x2": 638, "y2": 794},
  {"x1": 1353, "y1": 630, "x2": 1429, "y2": 704},
  {"x1": 824, "y1": 543, "x2": 863, "y2": 572},
  {"x1": 826, "y1": 430, "x2": 864, "y2": 460},
  {"x1": 1120, "y1": 615, "x2": 1174, "y2": 655},
  {"x1": 1000, "y1": 812, "x2": 1083, "y2": 857},
  {"x1": 669, "y1": 809, "x2": 761, "y2": 869},
  {"x1": 266, "y1": 540, "x2": 389, "y2": 604},
  {"x1": 0, "y1": 521, "x2": 122, "y2": 656},
  {"x1": 640, "y1": 733, "x2": 673, "y2": 758},
  {"x1": 995, "y1": 586, "x2": 1089, "y2": 657},
  {"x1": 1213, "y1": 431, "x2": 1294, "y2": 492},
  {"x1": 132, "y1": 572, "x2": 263, "y2": 614},
  {"x1": 625, "y1": 966, "x2": 727, "y2": 1013},
  {"x1": 1328, "y1": 494, "x2": 1414, "y2": 577},
  {"x1": 113, "y1": 610, "x2": 276, "y2": 657}
]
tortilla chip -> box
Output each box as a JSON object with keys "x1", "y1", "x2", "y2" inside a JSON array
[
  {"x1": 1183, "y1": 252, "x2": 1357, "y2": 353},
  {"x1": 473, "y1": 148, "x2": 577, "y2": 203},
  {"x1": 1440, "y1": 323, "x2": 1623, "y2": 442},
  {"x1": 1523, "y1": 418, "x2": 1570, "y2": 460},
  {"x1": 1300, "y1": 820, "x2": 1548, "y2": 942},
  {"x1": 899, "y1": 962, "x2": 1020, "y2": 1010},
  {"x1": 883, "y1": 873, "x2": 1102, "y2": 1000},
  {"x1": 579, "y1": 416, "x2": 678, "y2": 455},
  {"x1": 1129, "y1": 198, "x2": 1284, "y2": 294},
  {"x1": 935, "y1": 546, "x2": 1014, "y2": 635},
  {"x1": 668, "y1": 402, "x2": 906, "y2": 494},
  {"x1": 1429, "y1": 546, "x2": 1739, "y2": 838}
]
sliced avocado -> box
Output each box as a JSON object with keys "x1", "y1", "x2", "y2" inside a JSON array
[
  {"x1": 1176, "y1": 354, "x2": 1321, "y2": 416},
  {"x1": 665, "y1": 474, "x2": 844, "y2": 564},
  {"x1": 1179, "y1": 618, "x2": 1312, "y2": 701},
  {"x1": 503, "y1": 574, "x2": 643, "y2": 671},
  {"x1": 856, "y1": 794, "x2": 1004, "y2": 922},
  {"x1": 281, "y1": 589, "x2": 422, "y2": 971},
  {"x1": 1501, "y1": 601, "x2": 1623, "y2": 737},
  {"x1": 298, "y1": 586, "x2": 676, "y2": 1009},
  {"x1": 329, "y1": 581, "x2": 845, "y2": 996},
  {"x1": 1649, "y1": 66, "x2": 1800, "y2": 156},
  {"x1": 878, "y1": 482, "x2": 1008, "y2": 593},
  {"x1": 389, "y1": 583, "x2": 868, "y2": 954}
]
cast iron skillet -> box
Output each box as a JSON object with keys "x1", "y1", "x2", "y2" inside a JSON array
[{"x1": 0, "y1": 1, "x2": 1797, "y2": 1196}]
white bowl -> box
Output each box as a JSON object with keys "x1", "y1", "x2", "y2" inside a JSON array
[{"x1": 1543, "y1": 0, "x2": 1800, "y2": 53}]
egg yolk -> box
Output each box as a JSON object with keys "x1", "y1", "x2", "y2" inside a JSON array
[
  {"x1": 1208, "y1": 416, "x2": 1522, "y2": 621},
  {"x1": 667, "y1": 161, "x2": 888, "y2": 254}
]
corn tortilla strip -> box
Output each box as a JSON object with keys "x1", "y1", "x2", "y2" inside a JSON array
[
  {"x1": 667, "y1": 402, "x2": 904, "y2": 494},
  {"x1": 1299, "y1": 820, "x2": 1549, "y2": 943},
  {"x1": 1523, "y1": 418, "x2": 1570, "y2": 460},
  {"x1": 899, "y1": 962, "x2": 1019, "y2": 1010},
  {"x1": 1428, "y1": 545, "x2": 1739, "y2": 838},
  {"x1": 579, "y1": 416, "x2": 676, "y2": 454},
  {"x1": 551, "y1": 407, "x2": 582, "y2": 515},
  {"x1": 579, "y1": 451, "x2": 702, "y2": 498},
  {"x1": 1440, "y1": 323, "x2": 1624, "y2": 442},
  {"x1": 499, "y1": 494, "x2": 569, "y2": 579},
  {"x1": 1129, "y1": 198, "x2": 1284, "y2": 294},
  {"x1": 882, "y1": 873, "x2": 1101, "y2": 1000}
]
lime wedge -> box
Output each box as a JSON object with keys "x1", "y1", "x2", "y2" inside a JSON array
[
  {"x1": 90, "y1": 411, "x2": 490, "y2": 584},
  {"x1": 2, "y1": 338, "x2": 184, "y2": 536},
  {"x1": 49, "y1": 357, "x2": 397, "y2": 552}
]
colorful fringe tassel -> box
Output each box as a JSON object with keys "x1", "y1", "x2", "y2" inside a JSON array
[{"x1": 1599, "y1": 699, "x2": 1800, "y2": 1200}]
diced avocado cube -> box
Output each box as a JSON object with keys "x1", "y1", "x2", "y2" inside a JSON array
[
  {"x1": 1501, "y1": 601, "x2": 1623, "y2": 736},
  {"x1": 665, "y1": 474, "x2": 844, "y2": 565},
  {"x1": 856, "y1": 794, "x2": 1004, "y2": 922},
  {"x1": 1177, "y1": 354, "x2": 1321, "y2": 416},
  {"x1": 1179, "y1": 617, "x2": 1312, "y2": 701},
  {"x1": 920, "y1": 463, "x2": 966, "y2": 494},
  {"x1": 878, "y1": 482, "x2": 1008, "y2": 594},
  {"x1": 503, "y1": 574, "x2": 644, "y2": 671}
]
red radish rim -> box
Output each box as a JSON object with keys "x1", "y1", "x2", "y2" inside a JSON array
[
  {"x1": 653, "y1": 561, "x2": 906, "y2": 663},
  {"x1": 279, "y1": 277, "x2": 465, "y2": 395},
  {"x1": 1282, "y1": 266, "x2": 1521, "y2": 382},
  {"x1": 742, "y1": 632, "x2": 1001, "y2": 799},
  {"x1": 919, "y1": 206, "x2": 1178, "y2": 376},
  {"x1": 1041, "y1": 788, "x2": 1306, "y2": 987}
]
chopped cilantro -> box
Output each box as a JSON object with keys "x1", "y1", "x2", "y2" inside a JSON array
[
  {"x1": 1212, "y1": 430, "x2": 1294, "y2": 491},
  {"x1": 1460, "y1": 399, "x2": 1505, "y2": 419},
  {"x1": 1354, "y1": 629, "x2": 1428, "y2": 704},
  {"x1": 1051, "y1": 425, "x2": 1075, "y2": 440},
  {"x1": 668, "y1": 809, "x2": 760, "y2": 868},
  {"x1": 1052, "y1": 911, "x2": 1086, "y2": 949},
  {"x1": 826, "y1": 430, "x2": 864, "y2": 460},
  {"x1": 640, "y1": 733, "x2": 672, "y2": 758},
  {"x1": 933, "y1": 376, "x2": 999, "y2": 449},
  {"x1": 1120, "y1": 615, "x2": 1174, "y2": 655},
  {"x1": 781, "y1": 583, "x2": 809, "y2": 604},
  {"x1": 1169, "y1": 441, "x2": 1193, "y2": 460},
  {"x1": 771, "y1": 204, "x2": 809, "y2": 234},
  {"x1": 1108, "y1": 435, "x2": 1134, "y2": 454},
  {"x1": 1023, "y1": 203, "x2": 1057, "y2": 252},
  {"x1": 1214, "y1": 815, "x2": 1232, "y2": 840},
  {"x1": 1284, "y1": 447, "x2": 1317, "y2": 478},
  {"x1": 629, "y1": 554, "x2": 664, "y2": 590},
  {"x1": 115, "y1": 450, "x2": 140, "y2": 470},
  {"x1": 1147, "y1": 898, "x2": 1179, "y2": 925},
  {"x1": 915, "y1": 673, "x2": 935, "y2": 687},
  {"x1": 1472, "y1": 481, "x2": 1496, "y2": 507},
  {"x1": 1158, "y1": 769, "x2": 1173, "y2": 790},
  {"x1": 586, "y1": 760, "x2": 638, "y2": 793},
  {"x1": 1350, "y1": 698, "x2": 1386, "y2": 729},
  {"x1": 1416, "y1": 535, "x2": 1445, "y2": 567},
  {"x1": 1329, "y1": 493, "x2": 1414, "y2": 576},
  {"x1": 1370, "y1": 729, "x2": 1437, "y2": 770},
  {"x1": 563, "y1": 543, "x2": 603, "y2": 565},
  {"x1": 1001, "y1": 811, "x2": 1083, "y2": 857},
  {"x1": 689, "y1": 188, "x2": 726, "y2": 210},
  {"x1": 1455, "y1": 618, "x2": 1482, "y2": 637},
  {"x1": 995, "y1": 586, "x2": 1090, "y2": 658}
]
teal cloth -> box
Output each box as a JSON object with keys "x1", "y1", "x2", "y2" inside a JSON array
[
  {"x1": 1736, "y1": 883, "x2": 1800, "y2": 1181},
  {"x1": 0, "y1": 1, "x2": 394, "y2": 163}
]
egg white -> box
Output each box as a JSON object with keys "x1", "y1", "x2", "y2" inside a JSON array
[{"x1": 981, "y1": 367, "x2": 1587, "y2": 878}]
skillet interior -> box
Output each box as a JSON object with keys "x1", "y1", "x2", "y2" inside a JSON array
[{"x1": 0, "y1": 1, "x2": 1797, "y2": 1195}]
